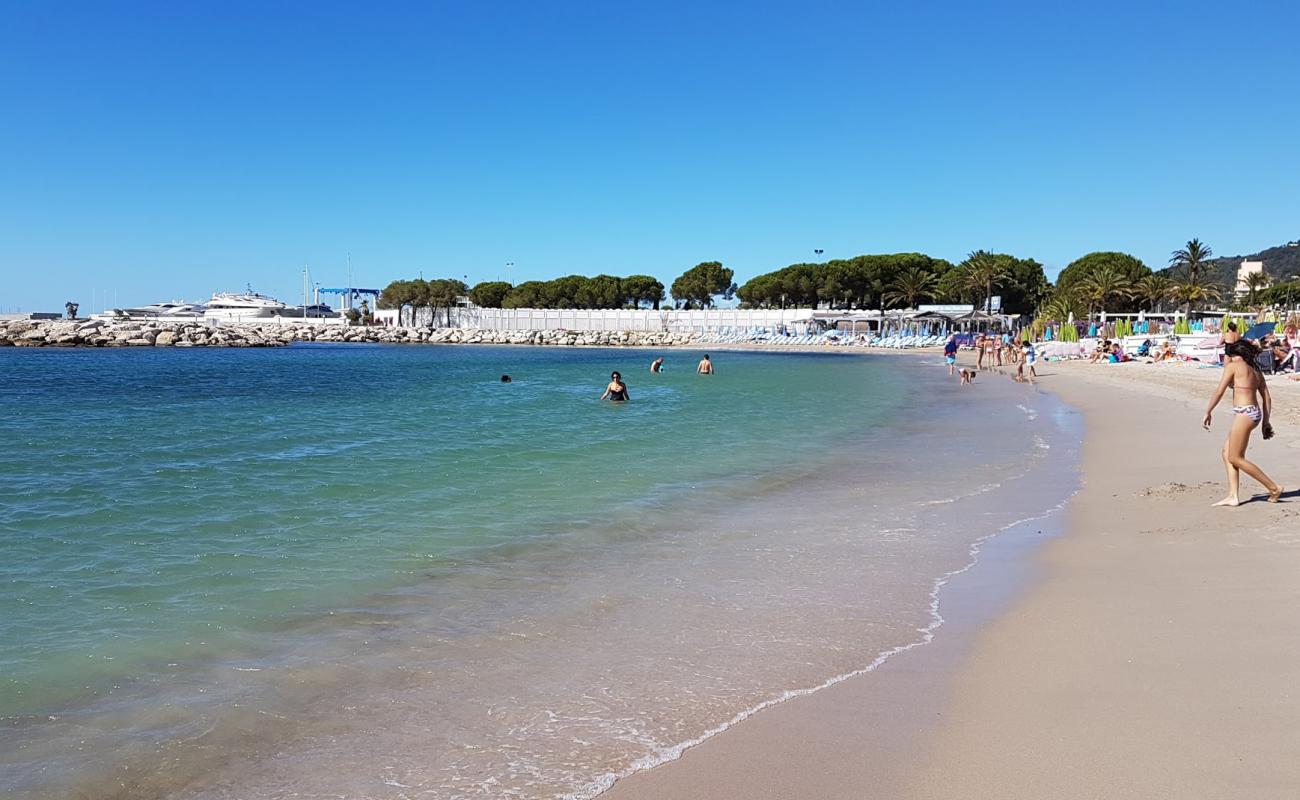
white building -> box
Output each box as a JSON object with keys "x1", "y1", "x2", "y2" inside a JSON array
[{"x1": 1235, "y1": 260, "x2": 1267, "y2": 296}]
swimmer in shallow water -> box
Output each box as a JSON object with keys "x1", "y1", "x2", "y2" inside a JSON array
[
  {"x1": 650, "y1": 357, "x2": 664, "y2": 373},
  {"x1": 696, "y1": 354, "x2": 714, "y2": 375},
  {"x1": 600, "y1": 371, "x2": 629, "y2": 402}
]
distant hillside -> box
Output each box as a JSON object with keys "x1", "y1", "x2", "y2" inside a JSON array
[{"x1": 1159, "y1": 239, "x2": 1300, "y2": 284}]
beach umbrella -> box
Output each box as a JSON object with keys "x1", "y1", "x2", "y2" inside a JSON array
[{"x1": 1243, "y1": 321, "x2": 1275, "y2": 341}]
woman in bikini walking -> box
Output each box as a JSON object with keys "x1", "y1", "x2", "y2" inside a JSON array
[{"x1": 1203, "y1": 340, "x2": 1283, "y2": 506}]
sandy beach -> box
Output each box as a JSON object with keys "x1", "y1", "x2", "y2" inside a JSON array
[{"x1": 603, "y1": 354, "x2": 1300, "y2": 799}]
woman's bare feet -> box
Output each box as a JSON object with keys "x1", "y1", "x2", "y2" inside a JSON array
[
  {"x1": 1268, "y1": 485, "x2": 1285, "y2": 503},
  {"x1": 1212, "y1": 497, "x2": 1240, "y2": 507}
]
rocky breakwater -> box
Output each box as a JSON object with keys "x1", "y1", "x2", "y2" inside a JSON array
[
  {"x1": 0, "y1": 319, "x2": 291, "y2": 348},
  {"x1": 0, "y1": 319, "x2": 701, "y2": 348}
]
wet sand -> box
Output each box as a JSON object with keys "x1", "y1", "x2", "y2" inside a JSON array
[{"x1": 602, "y1": 355, "x2": 1300, "y2": 799}]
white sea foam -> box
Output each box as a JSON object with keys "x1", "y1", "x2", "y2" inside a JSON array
[{"x1": 571, "y1": 495, "x2": 1079, "y2": 800}]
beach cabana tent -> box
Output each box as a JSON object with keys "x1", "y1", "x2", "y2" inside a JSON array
[
  {"x1": 953, "y1": 310, "x2": 998, "y2": 331},
  {"x1": 905, "y1": 310, "x2": 954, "y2": 337}
]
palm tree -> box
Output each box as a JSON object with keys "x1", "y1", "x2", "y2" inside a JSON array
[
  {"x1": 1133, "y1": 274, "x2": 1174, "y2": 312},
  {"x1": 1076, "y1": 265, "x2": 1133, "y2": 317},
  {"x1": 1173, "y1": 278, "x2": 1221, "y2": 313},
  {"x1": 958, "y1": 250, "x2": 1010, "y2": 313},
  {"x1": 883, "y1": 267, "x2": 937, "y2": 309},
  {"x1": 1170, "y1": 238, "x2": 1213, "y2": 284},
  {"x1": 1039, "y1": 291, "x2": 1078, "y2": 325},
  {"x1": 1243, "y1": 271, "x2": 1271, "y2": 307}
]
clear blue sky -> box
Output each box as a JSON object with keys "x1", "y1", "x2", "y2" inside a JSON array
[{"x1": 3, "y1": 1, "x2": 1298, "y2": 311}]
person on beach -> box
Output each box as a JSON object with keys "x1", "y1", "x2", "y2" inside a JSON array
[
  {"x1": 697, "y1": 355, "x2": 714, "y2": 375},
  {"x1": 1203, "y1": 340, "x2": 1283, "y2": 507},
  {"x1": 650, "y1": 357, "x2": 664, "y2": 373},
  {"x1": 1018, "y1": 340, "x2": 1038, "y2": 381},
  {"x1": 1222, "y1": 321, "x2": 1240, "y2": 345},
  {"x1": 944, "y1": 334, "x2": 959, "y2": 375},
  {"x1": 600, "y1": 371, "x2": 629, "y2": 402},
  {"x1": 975, "y1": 335, "x2": 986, "y2": 370},
  {"x1": 960, "y1": 367, "x2": 976, "y2": 385},
  {"x1": 1089, "y1": 340, "x2": 1110, "y2": 364}
]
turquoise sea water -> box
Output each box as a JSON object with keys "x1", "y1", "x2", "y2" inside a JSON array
[{"x1": 0, "y1": 344, "x2": 1080, "y2": 799}]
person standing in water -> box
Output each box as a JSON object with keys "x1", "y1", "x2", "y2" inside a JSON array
[
  {"x1": 1203, "y1": 340, "x2": 1283, "y2": 507},
  {"x1": 650, "y1": 357, "x2": 664, "y2": 373},
  {"x1": 600, "y1": 371, "x2": 629, "y2": 402},
  {"x1": 696, "y1": 354, "x2": 714, "y2": 375},
  {"x1": 943, "y1": 334, "x2": 959, "y2": 376}
]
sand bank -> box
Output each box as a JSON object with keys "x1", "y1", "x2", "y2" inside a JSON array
[{"x1": 602, "y1": 356, "x2": 1300, "y2": 799}]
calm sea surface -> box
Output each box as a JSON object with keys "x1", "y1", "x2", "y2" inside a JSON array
[{"x1": 0, "y1": 344, "x2": 1080, "y2": 799}]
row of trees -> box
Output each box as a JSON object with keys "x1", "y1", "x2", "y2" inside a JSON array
[
  {"x1": 381, "y1": 262, "x2": 736, "y2": 313},
  {"x1": 734, "y1": 252, "x2": 1051, "y2": 315},
  {"x1": 1037, "y1": 239, "x2": 1226, "y2": 322},
  {"x1": 379, "y1": 238, "x2": 1281, "y2": 325},
  {"x1": 377, "y1": 278, "x2": 469, "y2": 326},
  {"x1": 476, "y1": 262, "x2": 735, "y2": 310},
  {"x1": 475, "y1": 273, "x2": 666, "y2": 309}
]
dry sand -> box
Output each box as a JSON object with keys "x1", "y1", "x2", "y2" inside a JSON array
[{"x1": 602, "y1": 356, "x2": 1300, "y2": 799}]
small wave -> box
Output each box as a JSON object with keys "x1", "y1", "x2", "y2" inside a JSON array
[
  {"x1": 1016, "y1": 403, "x2": 1039, "y2": 420},
  {"x1": 573, "y1": 493, "x2": 1079, "y2": 800}
]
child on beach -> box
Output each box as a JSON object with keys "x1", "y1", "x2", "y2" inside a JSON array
[{"x1": 960, "y1": 368, "x2": 976, "y2": 385}]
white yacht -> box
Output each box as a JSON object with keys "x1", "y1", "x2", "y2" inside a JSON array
[
  {"x1": 202, "y1": 291, "x2": 290, "y2": 321},
  {"x1": 92, "y1": 301, "x2": 205, "y2": 322},
  {"x1": 276, "y1": 302, "x2": 339, "y2": 319}
]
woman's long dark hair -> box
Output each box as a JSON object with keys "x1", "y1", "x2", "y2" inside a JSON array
[{"x1": 1225, "y1": 340, "x2": 1264, "y2": 378}]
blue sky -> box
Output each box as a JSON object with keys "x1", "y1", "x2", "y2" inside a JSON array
[{"x1": 3, "y1": 1, "x2": 1298, "y2": 311}]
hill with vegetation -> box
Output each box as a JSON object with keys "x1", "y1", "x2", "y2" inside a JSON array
[{"x1": 1160, "y1": 238, "x2": 1300, "y2": 285}]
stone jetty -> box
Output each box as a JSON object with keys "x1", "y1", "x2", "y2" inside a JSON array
[{"x1": 0, "y1": 319, "x2": 701, "y2": 348}]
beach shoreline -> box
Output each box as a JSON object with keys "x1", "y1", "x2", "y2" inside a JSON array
[
  {"x1": 0, "y1": 344, "x2": 1063, "y2": 800},
  {"x1": 601, "y1": 353, "x2": 1300, "y2": 799}
]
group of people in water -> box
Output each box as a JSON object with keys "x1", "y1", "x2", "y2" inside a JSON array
[{"x1": 600, "y1": 354, "x2": 714, "y2": 402}]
